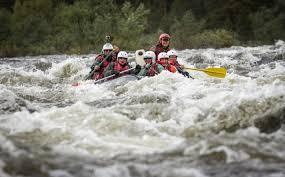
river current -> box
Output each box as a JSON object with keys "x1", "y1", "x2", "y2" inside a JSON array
[{"x1": 0, "y1": 41, "x2": 285, "y2": 177}]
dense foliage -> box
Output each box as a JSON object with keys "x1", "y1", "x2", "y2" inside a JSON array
[{"x1": 0, "y1": 0, "x2": 284, "y2": 57}]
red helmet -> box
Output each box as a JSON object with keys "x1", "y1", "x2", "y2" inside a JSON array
[{"x1": 159, "y1": 33, "x2": 170, "y2": 41}]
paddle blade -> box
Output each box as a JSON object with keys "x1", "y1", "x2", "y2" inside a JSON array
[
  {"x1": 185, "y1": 67, "x2": 227, "y2": 78},
  {"x1": 204, "y1": 68, "x2": 227, "y2": 78}
]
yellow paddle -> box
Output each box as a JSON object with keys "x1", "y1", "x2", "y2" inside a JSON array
[{"x1": 185, "y1": 67, "x2": 227, "y2": 78}]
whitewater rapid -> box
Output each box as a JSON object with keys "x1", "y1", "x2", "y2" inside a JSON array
[{"x1": 0, "y1": 41, "x2": 285, "y2": 177}]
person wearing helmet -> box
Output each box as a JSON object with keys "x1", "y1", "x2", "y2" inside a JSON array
[
  {"x1": 103, "y1": 51, "x2": 133, "y2": 79},
  {"x1": 86, "y1": 43, "x2": 118, "y2": 80},
  {"x1": 150, "y1": 33, "x2": 171, "y2": 60},
  {"x1": 157, "y1": 52, "x2": 176, "y2": 73},
  {"x1": 138, "y1": 51, "x2": 164, "y2": 77},
  {"x1": 167, "y1": 50, "x2": 191, "y2": 78}
]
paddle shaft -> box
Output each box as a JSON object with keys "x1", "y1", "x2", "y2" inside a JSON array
[
  {"x1": 94, "y1": 67, "x2": 135, "y2": 84},
  {"x1": 186, "y1": 68, "x2": 216, "y2": 73}
]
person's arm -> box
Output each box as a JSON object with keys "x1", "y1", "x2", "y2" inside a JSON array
[
  {"x1": 157, "y1": 64, "x2": 164, "y2": 73},
  {"x1": 126, "y1": 64, "x2": 134, "y2": 74},
  {"x1": 111, "y1": 51, "x2": 118, "y2": 62},
  {"x1": 94, "y1": 55, "x2": 103, "y2": 65},
  {"x1": 131, "y1": 65, "x2": 141, "y2": 75},
  {"x1": 92, "y1": 55, "x2": 106, "y2": 71},
  {"x1": 103, "y1": 63, "x2": 115, "y2": 77},
  {"x1": 138, "y1": 66, "x2": 148, "y2": 76},
  {"x1": 85, "y1": 56, "x2": 102, "y2": 80}
]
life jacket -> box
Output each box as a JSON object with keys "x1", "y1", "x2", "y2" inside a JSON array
[
  {"x1": 103, "y1": 61, "x2": 131, "y2": 80},
  {"x1": 146, "y1": 63, "x2": 160, "y2": 76},
  {"x1": 169, "y1": 60, "x2": 183, "y2": 73},
  {"x1": 158, "y1": 61, "x2": 177, "y2": 73},
  {"x1": 150, "y1": 43, "x2": 170, "y2": 60},
  {"x1": 113, "y1": 62, "x2": 130, "y2": 74},
  {"x1": 92, "y1": 54, "x2": 116, "y2": 80},
  {"x1": 168, "y1": 65, "x2": 177, "y2": 73}
]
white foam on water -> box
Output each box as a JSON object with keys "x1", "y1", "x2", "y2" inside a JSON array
[
  {"x1": 169, "y1": 168, "x2": 209, "y2": 177},
  {"x1": 3, "y1": 58, "x2": 284, "y2": 159},
  {"x1": 0, "y1": 160, "x2": 11, "y2": 177},
  {"x1": 0, "y1": 42, "x2": 285, "y2": 173},
  {"x1": 49, "y1": 170, "x2": 74, "y2": 177},
  {"x1": 48, "y1": 56, "x2": 89, "y2": 80},
  {"x1": 0, "y1": 98, "x2": 183, "y2": 157},
  {"x1": 68, "y1": 80, "x2": 116, "y2": 102},
  {"x1": 183, "y1": 127, "x2": 285, "y2": 163},
  {"x1": 94, "y1": 165, "x2": 131, "y2": 177},
  {"x1": 0, "y1": 133, "x2": 25, "y2": 157}
]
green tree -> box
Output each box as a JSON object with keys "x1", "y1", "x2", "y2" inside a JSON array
[
  {"x1": 50, "y1": 0, "x2": 117, "y2": 53},
  {"x1": 170, "y1": 10, "x2": 205, "y2": 49},
  {"x1": 0, "y1": 9, "x2": 13, "y2": 57},
  {"x1": 1, "y1": 0, "x2": 285, "y2": 57},
  {"x1": 0, "y1": 9, "x2": 11, "y2": 41},
  {"x1": 114, "y1": 1, "x2": 149, "y2": 50},
  {"x1": 250, "y1": 7, "x2": 285, "y2": 43},
  {"x1": 10, "y1": 0, "x2": 53, "y2": 54},
  {"x1": 191, "y1": 29, "x2": 238, "y2": 48}
]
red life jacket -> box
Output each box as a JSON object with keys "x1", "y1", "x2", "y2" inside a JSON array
[
  {"x1": 150, "y1": 43, "x2": 170, "y2": 60},
  {"x1": 168, "y1": 64, "x2": 177, "y2": 73},
  {"x1": 113, "y1": 62, "x2": 130, "y2": 74},
  {"x1": 169, "y1": 60, "x2": 182, "y2": 68},
  {"x1": 102, "y1": 61, "x2": 131, "y2": 81},
  {"x1": 158, "y1": 61, "x2": 177, "y2": 73}
]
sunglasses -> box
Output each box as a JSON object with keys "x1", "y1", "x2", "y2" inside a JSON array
[
  {"x1": 104, "y1": 49, "x2": 112, "y2": 52},
  {"x1": 162, "y1": 38, "x2": 170, "y2": 42},
  {"x1": 118, "y1": 57, "x2": 127, "y2": 60},
  {"x1": 144, "y1": 57, "x2": 152, "y2": 60}
]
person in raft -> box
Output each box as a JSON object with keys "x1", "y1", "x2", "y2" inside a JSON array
[
  {"x1": 88, "y1": 43, "x2": 118, "y2": 80},
  {"x1": 157, "y1": 52, "x2": 176, "y2": 73},
  {"x1": 103, "y1": 51, "x2": 140, "y2": 79},
  {"x1": 167, "y1": 50, "x2": 191, "y2": 78},
  {"x1": 150, "y1": 33, "x2": 171, "y2": 60},
  {"x1": 138, "y1": 51, "x2": 164, "y2": 77}
]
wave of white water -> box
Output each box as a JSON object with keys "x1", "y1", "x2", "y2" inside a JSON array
[{"x1": 0, "y1": 41, "x2": 285, "y2": 177}]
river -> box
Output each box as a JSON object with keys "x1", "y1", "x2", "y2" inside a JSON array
[{"x1": 0, "y1": 41, "x2": 285, "y2": 177}]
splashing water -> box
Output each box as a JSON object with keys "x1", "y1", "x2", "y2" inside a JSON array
[{"x1": 0, "y1": 41, "x2": 285, "y2": 177}]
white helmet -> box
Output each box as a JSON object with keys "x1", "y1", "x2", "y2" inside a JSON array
[
  {"x1": 144, "y1": 51, "x2": 156, "y2": 62},
  {"x1": 117, "y1": 51, "x2": 128, "y2": 59},
  {"x1": 158, "y1": 52, "x2": 169, "y2": 61},
  {"x1": 167, "y1": 50, "x2": 177, "y2": 57},
  {"x1": 102, "y1": 43, "x2": 113, "y2": 51}
]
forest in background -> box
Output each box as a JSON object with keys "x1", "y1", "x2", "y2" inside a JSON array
[{"x1": 0, "y1": 0, "x2": 284, "y2": 57}]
